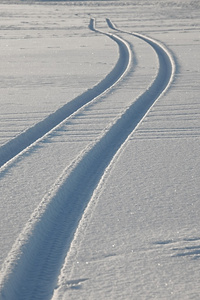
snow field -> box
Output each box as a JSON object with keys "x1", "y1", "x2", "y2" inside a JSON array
[
  {"x1": 1, "y1": 19, "x2": 163, "y2": 298},
  {"x1": 52, "y1": 4, "x2": 200, "y2": 300},
  {"x1": 0, "y1": 0, "x2": 200, "y2": 299}
]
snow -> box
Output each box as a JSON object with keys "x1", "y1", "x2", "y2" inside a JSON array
[{"x1": 0, "y1": 0, "x2": 200, "y2": 299}]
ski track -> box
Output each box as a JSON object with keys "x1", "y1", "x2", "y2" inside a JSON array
[{"x1": 0, "y1": 18, "x2": 175, "y2": 300}]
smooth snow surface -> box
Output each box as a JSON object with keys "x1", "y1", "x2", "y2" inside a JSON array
[{"x1": 0, "y1": 1, "x2": 200, "y2": 299}]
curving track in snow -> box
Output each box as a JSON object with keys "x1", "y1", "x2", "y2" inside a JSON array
[
  {"x1": 106, "y1": 18, "x2": 175, "y2": 95},
  {"x1": 0, "y1": 19, "x2": 175, "y2": 300},
  {"x1": 0, "y1": 18, "x2": 130, "y2": 169},
  {"x1": 0, "y1": 19, "x2": 132, "y2": 300},
  {"x1": 53, "y1": 19, "x2": 175, "y2": 298}
]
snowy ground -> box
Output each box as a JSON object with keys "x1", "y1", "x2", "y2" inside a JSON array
[{"x1": 0, "y1": 0, "x2": 200, "y2": 299}]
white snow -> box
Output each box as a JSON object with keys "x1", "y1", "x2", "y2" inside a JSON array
[{"x1": 0, "y1": 0, "x2": 200, "y2": 299}]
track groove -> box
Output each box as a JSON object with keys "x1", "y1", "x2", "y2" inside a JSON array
[{"x1": 0, "y1": 19, "x2": 175, "y2": 300}]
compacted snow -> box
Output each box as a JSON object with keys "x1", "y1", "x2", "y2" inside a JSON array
[{"x1": 0, "y1": 0, "x2": 200, "y2": 299}]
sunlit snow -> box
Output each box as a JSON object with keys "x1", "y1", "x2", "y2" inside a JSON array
[{"x1": 0, "y1": 0, "x2": 200, "y2": 299}]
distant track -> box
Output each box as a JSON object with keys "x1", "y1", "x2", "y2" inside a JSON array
[
  {"x1": 0, "y1": 19, "x2": 175, "y2": 300},
  {"x1": 106, "y1": 18, "x2": 175, "y2": 92},
  {"x1": 0, "y1": 18, "x2": 130, "y2": 169}
]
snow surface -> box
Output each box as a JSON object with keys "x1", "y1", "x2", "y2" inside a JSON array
[{"x1": 0, "y1": 0, "x2": 200, "y2": 299}]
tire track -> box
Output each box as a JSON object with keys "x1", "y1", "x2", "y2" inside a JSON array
[
  {"x1": 0, "y1": 18, "x2": 130, "y2": 170},
  {"x1": 0, "y1": 19, "x2": 132, "y2": 300},
  {"x1": 0, "y1": 19, "x2": 175, "y2": 300},
  {"x1": 53, "y1": 20, "x2": 176, "y2": 299},
  {"x1": 106, "y1": 18, "x2": 175, "y2": 93}
]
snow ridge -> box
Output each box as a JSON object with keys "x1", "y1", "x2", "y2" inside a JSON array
[{"x1": 0, "y1": 19, "x2": 175, "y2": 300}]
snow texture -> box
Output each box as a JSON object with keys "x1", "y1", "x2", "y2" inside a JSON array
[{"x1": 0, "y1": 0, "x2": 200, "y2": 299}]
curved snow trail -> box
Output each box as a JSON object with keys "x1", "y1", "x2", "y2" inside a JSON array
[
  {"x1": 106, "y1": 18, "x2": 175, "y2": 92},
  {"x1": 53, "y1": 20, "x2": 175, "y2": 299},
  {"x1": 0, "y1": 20, "x2": 132, "y2": 300},
  {"x1": 0, "y1": 19, "x2": 175, "y2": 300},
  {"x1": 0, "y1": 19, "x2": 130, "y2": 170}
]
